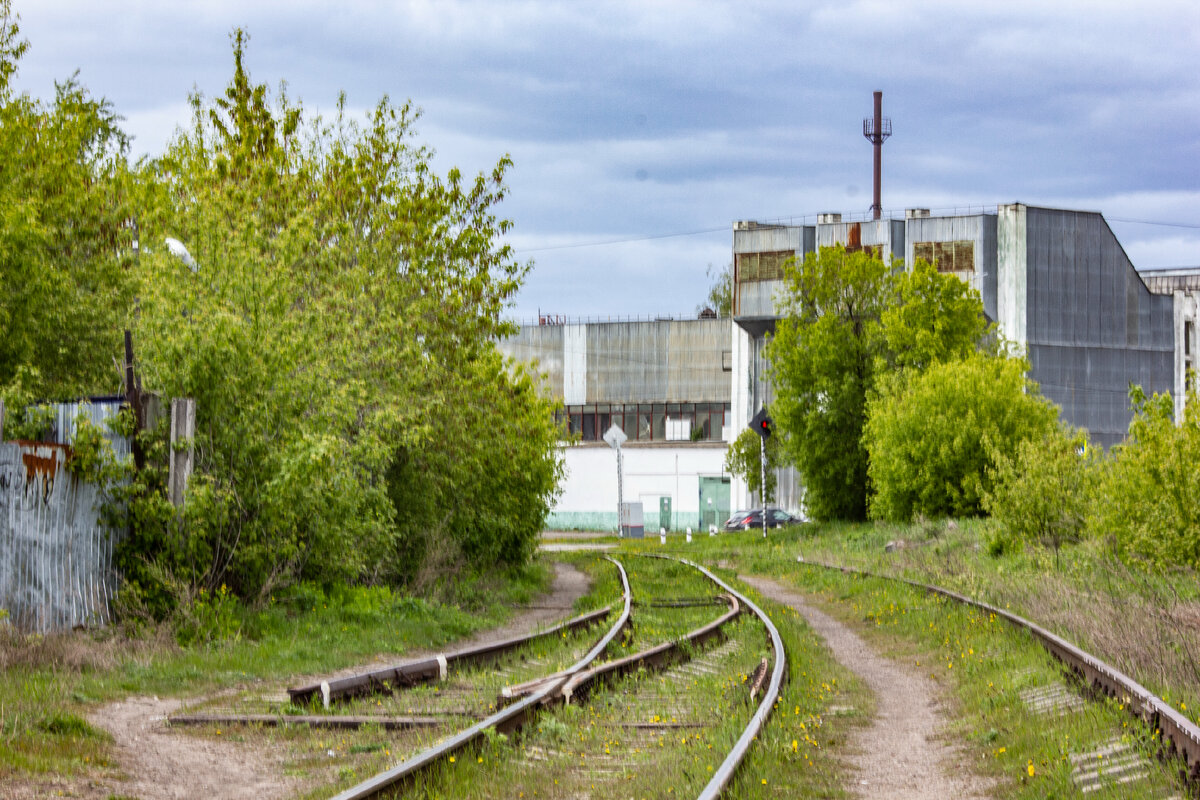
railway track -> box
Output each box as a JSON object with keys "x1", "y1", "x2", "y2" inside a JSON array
[
  {"x1": 795, "y1": 555, "x2": 1200, "y2": 794},
  {"x1": 168, "y1": 555, "x2": 785, "y2": 799}
]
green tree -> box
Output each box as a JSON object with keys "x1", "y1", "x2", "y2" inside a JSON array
[
  {"x1": 724, "y1": 426, "x2": 781, "y2": 506},
  {"x1": 768, "y1": 246, "x2": 890, "y2": 521},
  {"x1": 699, "y1": 262, "x2": 732, "y2": 317},
  {"x1": 864, "y1": 351, "x2": 1060, "y2": 521},
  {"x1": 0, "y1": 1, "x2": 134, "y2": 404},
  {"x1": 1089, "y1": 387, "x2": 1200, "y2": 569},
  {"x1": 983, "y1": 425, "x2": 1093, "y2": 560},
  {"x1": 880, "y1": 259, "x2": 991, "y2": 372},
  {"x1": 123, "y1": 31, "x2": 559, "y2": 603},
  {"x1": 769, "y1": 247, "x2": 995, "y2": 521}
]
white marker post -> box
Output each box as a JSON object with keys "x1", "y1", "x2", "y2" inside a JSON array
[{"x1": 604, "y1": 424, "x2": 628, "y2": 536}]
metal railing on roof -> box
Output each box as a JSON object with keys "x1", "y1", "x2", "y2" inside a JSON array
[{"x1": 514, "y1": 312, "x2": 730, "y2": 327}]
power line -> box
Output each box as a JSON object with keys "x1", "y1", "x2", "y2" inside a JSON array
[
  {"x1": 513, "y1": 225, "x2": 728, "y2": 254},
  {"x1": 1106, "y1": 217, "x2": 1200, "y2": 230},
  {"x1": 511, "y1": 209, "x2": 1200, "y2": 256}
]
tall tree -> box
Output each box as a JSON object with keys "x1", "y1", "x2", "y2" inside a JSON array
[
  {"x1": 768, "y1": 247, "x2": 890, "y2": 521},
  {"x1": 698, "y1": 262, "x2": 732, "y2": 317},
  {"x1": 0, "y1": 0, "x2": 134, "y2": 404},
  {"x1": 127, "y1": 31, "x2": 560, "y2": 601},
  {"x1": 768, "y1": 247, "x2": 993, "y2": 521}
]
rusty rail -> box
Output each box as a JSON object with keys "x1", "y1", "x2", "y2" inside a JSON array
[
  {"x1": 327, "y1": 556, "x2": 632, "y2": 800},
  {"x1": 796, "y1": 557, "x2": 1200, "y2": 785},
  {"x1": 288, "y1": 604, "x2": 613, "y2": 706},
  {"x1": 557, "y1": 593, "x2": 741, "y2": 703},
  {"x1": 169, "y1": 713, "x2": 445, "y2": 731},
  {"x1": 642, "y1": 556, "x2": 787, "y2": 800}
]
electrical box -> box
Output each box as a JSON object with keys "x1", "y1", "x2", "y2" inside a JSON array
[
  {"x1": 619, "y1": 502, "x2": 643, "y2": 539},
  {"x1": 659, "y1": 496, "x2": 672, "y2": 530}
]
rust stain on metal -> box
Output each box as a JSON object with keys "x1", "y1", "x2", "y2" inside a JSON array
[
  {"x1": 847, "y1": 222, "x2": 862, "y2": 251},
  {"x1": 17, "y1": 442, "x2": 70, "y2": 482}
]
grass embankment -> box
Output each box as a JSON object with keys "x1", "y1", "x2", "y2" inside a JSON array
[
  {"x1": 0, "y1": 561, "x2": 554, "y2": 789},
  {"x1": 663, "y1": 522, "x2": 1195, "y2": 797}
]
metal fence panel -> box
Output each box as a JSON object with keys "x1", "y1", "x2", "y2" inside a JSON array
[{"x1": 0, "y1": 400, "x2": 129, "y2": 633}]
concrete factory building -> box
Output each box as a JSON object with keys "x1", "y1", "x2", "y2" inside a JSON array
[
  {"x1": 497, "y1": 317, "x2": 735, "y2": 532},
  {"x1": 506, "y1": 202, "x2": 1195, "y2": 530},
  {"x1": 729, "y1": 202, "x2": 1182, "y2": 511}
]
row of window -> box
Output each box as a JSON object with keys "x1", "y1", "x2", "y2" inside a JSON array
[
  {"x1": 735, "y1": 251, "x2": 790, "y2": 282},
  {"x1": 914, "y1": 240, "x2": 975, "y2": 273},
  {"x1": 736, "y1": 240, "x2": 977, "y2": 283},
  {"x1": 558, "y1": 402, "x2": 731, "y2": 443}
]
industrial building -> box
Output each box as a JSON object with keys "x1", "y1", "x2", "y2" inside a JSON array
[
  {"x1": 498, "y1": 317, "x2": 734, "y2": 532},
  {"x1": 505, "y1": 201, "x2": 1194, "y2": 528},
  {"x1": 729, "y1": 203, "x2": 1182, "y2": 511}
]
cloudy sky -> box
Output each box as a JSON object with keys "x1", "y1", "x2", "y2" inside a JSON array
[{"x1": 11, "y1": 1, "x2": 1200, "y2": 320}]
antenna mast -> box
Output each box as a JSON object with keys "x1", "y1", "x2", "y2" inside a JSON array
[{"x1": 862, "y1": 91, "x2": 892, "y2": 220}]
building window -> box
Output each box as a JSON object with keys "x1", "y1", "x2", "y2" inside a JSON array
[
  {"x1": 560, "y1": 403, "x2": 732, "y2": 442},
  {"x1": 736, "y1": 251, "x2": 791, "y2": 282},
  {"x1": 913, "y1": 240, "x2": 975, "y2": 273}
]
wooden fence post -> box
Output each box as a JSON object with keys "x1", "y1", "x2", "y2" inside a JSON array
[{"x1": 168, "y1": 398, "x2": 196, "y2": 508}]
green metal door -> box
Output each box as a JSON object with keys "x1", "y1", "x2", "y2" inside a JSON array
[
  {"x1": 699, "y1": 477, "x2": 731, "y2": 531},
  {"x1": 659, "y1": 496, "x2": 672, "y2": 531}
]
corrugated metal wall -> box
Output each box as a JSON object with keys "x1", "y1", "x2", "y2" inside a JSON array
[
  {"x1": 586, "y1": 320, "x2": 729, "y2": 403},
  {"x1": 499, "y1": 318, "x2": 731, "y2": 405},
  {"x1": 0, "y1": 400, "x2": 128, "y2": 632},
  {"x1": 1024, "y1": 208, "x2": 1174, "y2": 447},
  {"x1": 497, "y1": 325, "x2": 565, "y2": 399}
]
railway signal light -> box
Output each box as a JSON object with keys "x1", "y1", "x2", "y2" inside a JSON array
[{"x1": 751, "y1": 408, "x2": 773, "y2": 439}]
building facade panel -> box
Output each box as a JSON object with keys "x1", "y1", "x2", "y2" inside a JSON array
[{"x1": 905, "y1": 214, "x2": 998, "y2": 320}]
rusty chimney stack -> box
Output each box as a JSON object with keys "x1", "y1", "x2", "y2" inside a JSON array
[{"x1": 862, "y1": 91, "x2": 892, "y2": 221}]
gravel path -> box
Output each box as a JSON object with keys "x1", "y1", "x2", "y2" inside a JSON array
[
  {"x1": 88, "y1": 560, "x2": 592, "y2": 800},
  {"x1": 739, "y1": 574, "x2": 990, "y2": 800}
]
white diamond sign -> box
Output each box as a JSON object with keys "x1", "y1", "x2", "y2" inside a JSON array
[{"x1": 603, "y1": 424, "x2": 627, "y2": 449}]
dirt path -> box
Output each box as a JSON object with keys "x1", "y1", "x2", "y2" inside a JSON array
[
  {"x1": 88, "y1": 560, "x2": 592, "y2": 800},
  {"x1": 739, "y1": 574, "x2": 990, "y2": 800}
]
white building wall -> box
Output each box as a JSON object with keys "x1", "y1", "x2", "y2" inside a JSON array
[
  {"x1": 997, "y1": 203, "x2": 1028, "y2": 348},
  {"x1": 548, "y1": 444, "x2": 729, "y2": 531},
  {"x1": 1175, "y1": 290, "x2": 1199, "y2": 422},
  {"x1": 729, "y1": 320, "x2": 753, "y2": 510}
]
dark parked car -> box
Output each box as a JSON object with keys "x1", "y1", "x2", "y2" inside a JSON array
[{"x1": 723, "y1": 507, "x2": 799, "y2": 531}]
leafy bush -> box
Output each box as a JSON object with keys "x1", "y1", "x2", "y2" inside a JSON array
[
  {"x1": 865, "y1": 351, "x2": 1060, "y2": 521},
  {"x1": 1090, "y1": 387, "x2": 1200, "y2": 569},
  {"x1": 173, "y1": 584, "x2": 242, "y2": 648},
  {"x1": 724, "y1": 426, "x2": 781, "y2": 506},
  {"x1": 114, "y1": 34, "x2": 560, "y2": 604},
  {"x1": 983, "y1": 426, "x2": 1094, "y2": 559},
  {"x1": 770, "y1": 250, "x2": 991, "y2": 522}
]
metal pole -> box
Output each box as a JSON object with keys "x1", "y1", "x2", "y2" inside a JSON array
[
  {"x1": 616, "y1": 446, "x2": 623, "y2": 537},
  {"x1": 759, "y1": 434, "x2": 767, "y2": 538},
  {"x1": 872, "y1": 90, "x2": 883, "y2": 221}
]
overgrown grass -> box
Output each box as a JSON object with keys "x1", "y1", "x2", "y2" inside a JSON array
[
  {"x1": 668, "y1": 522, "x2": 1195, "y2": 796},
  {"x1": 372, "y1": 555, "x2": 870, "y2": 799},
  {"x1": 773, "y1": 518, "x2": 1200, "y2": 719},
  {"x1": 0, "y1": 558, "x2": 555, "y2": 788}
]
